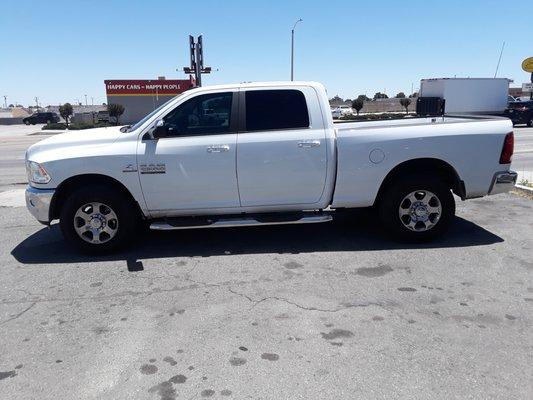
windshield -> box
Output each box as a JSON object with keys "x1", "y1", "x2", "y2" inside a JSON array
[{"x1": 126, "y1": 97, "x2": 178, "y2": 132}]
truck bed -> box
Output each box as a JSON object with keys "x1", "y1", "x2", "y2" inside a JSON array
[
  {"x1": 333, "y1": 115, "x2": 509, "y2": 131},
  {"x1": 330, "y1": 114, "x2": 513, "y2": 208}
]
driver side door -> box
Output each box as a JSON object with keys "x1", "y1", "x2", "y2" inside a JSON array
[{"x1": 137, "y1": 90, "x2": 240, "y2": 213}]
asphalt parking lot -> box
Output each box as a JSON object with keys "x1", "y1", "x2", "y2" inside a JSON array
[{"x1": 0, "y1": 125, "x2": 532, "y2": 399}]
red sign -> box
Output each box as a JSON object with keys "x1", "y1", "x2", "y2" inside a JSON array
[{"x1": 104, "y1": 78, "x2": 195, "y2": 96}]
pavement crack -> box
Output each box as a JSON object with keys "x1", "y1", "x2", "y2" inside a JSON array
[
  {"x1": 227, "y1": 288, "x2": 389, "y2": 313},
  {"x1": 0, "y1": 284, "x2": 201, "y2": 306},
  {"x1": 0, "y1": 302, "x2": 36, "y2": 325}
]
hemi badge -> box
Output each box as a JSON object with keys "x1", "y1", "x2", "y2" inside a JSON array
[{"x1": 122, "y1": 164, "x2": 138, "y2": 172}]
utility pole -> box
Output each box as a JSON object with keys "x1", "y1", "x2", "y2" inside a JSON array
[
  {"x1": 91, "y1": 97, "x2": 94, "y2": 106},
  {"x1": 291, "y1": 19, "x2": 303, "y2": 81},
  {"x1": 529, "y1": 72, "x2": 533, "y2": 100},
  {"x1": 34, "y1": 97, "x2": 39, "y2": 108},
  {"x1": 3, "y1": 95, "x2": 6, "y2": 108},
  {"x1": 182, "y1": 35, "x2": 212, "y2": 87},
  {"x1": 84, "y1": 94, "x2": 87, "y2": 106},
  {"x1": 494, "y1": 41, "x2": 505, "y2": 78}
]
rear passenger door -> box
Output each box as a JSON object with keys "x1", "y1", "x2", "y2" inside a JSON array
[{"x1": 236, "y1": 88, "x2": 327, "y2": 207}]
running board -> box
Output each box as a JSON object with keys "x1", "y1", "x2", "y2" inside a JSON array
[{"x1": 149, "y1": 212, "x2": 332, "y2": 231}]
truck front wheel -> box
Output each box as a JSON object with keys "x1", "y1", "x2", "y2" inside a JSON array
[
  {"x1": 59, "y1": 185, "x2": 138, "y2": 253},
  {"x1": 378, "y1": 174, "x2": 455, "y2": 242}
]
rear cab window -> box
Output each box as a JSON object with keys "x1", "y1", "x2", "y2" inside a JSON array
[{"x1": 244, "y1": 89, "x2": 310, "y2": 131}]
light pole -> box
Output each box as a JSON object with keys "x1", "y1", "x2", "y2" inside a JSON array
[
  {"x1": 3, "y1": 95, "x2": 7, "y2": 108},
  {"x1": 84, "y1": 94, "x2": 87, "y2": 106},
  {"x1": 291, "y1": 18, "x2": 303, "y2": 81}
]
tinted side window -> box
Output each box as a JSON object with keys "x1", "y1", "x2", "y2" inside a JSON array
[
  {"x1": 164, "y1": 92, "x2": 233, "y2": 136},
  {"x1": 245, "y1": 90, "x2": 309, "y2": 131}
]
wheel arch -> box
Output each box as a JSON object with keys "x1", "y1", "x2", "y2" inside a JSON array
[
  {"x1": 50, "y1": 174, "x2": 144, "y2": 220},
  {"x1": 375, "y1": 158, "x2": 465, "y2": 206}
]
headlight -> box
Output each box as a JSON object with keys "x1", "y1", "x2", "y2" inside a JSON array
[{"x1": 26, "y1": 161, "x2": 51, "y2": 184}]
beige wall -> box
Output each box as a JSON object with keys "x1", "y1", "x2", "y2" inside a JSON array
[{"x1": 357, "y1": 99, "x2": 416, "y2": 113}]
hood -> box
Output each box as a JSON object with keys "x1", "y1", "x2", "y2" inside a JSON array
[{"x1": 26, "y1": 126, "x2": 124, "y2": 162}]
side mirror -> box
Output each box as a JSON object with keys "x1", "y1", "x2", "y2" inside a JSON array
[{"x1": 152, "y1": 119, "x2": 167, "y2": 139}]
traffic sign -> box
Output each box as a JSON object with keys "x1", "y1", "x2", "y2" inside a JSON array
[{"x1": 522, "y1": 57, "x2": 533, "y2": 73}]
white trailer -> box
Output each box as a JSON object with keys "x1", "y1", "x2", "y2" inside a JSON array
[{"x1": 419, "y1": 78, "x2": 510, "y2": 115}]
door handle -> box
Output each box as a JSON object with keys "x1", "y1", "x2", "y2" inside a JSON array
[
  {"x1": 207, "y1": 145, "x2": 230, "y2": 153},
  {"x1": 297, "y1": 140, "x2": 321, "y2": 148}
]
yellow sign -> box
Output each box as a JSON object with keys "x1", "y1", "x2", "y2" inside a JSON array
[{"x1": 522, "y1": 57, "x2": 533, "y2": 73}]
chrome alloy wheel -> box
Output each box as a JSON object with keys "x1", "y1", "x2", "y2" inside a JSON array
[
  {"x1": 73, "y1": 202, "x2": 119, "y2": 244},
  {"x1": 398, "y1": 190, "x2": 442, "y2": 232}
]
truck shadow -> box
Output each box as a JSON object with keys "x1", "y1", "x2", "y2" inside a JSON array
[{"x1": 11, "y1": 213, "x2": 504, "y2": 266}]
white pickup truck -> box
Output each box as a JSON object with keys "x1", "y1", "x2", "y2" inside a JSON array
[{"x1": 25, "y1": 81, "x2": 517, "y2": 252}]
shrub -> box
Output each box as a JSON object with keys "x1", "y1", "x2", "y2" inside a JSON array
[
  {"x1": 67, "y1": 122, "x2": 97, "y2": 130},
  {"x1": 339, "y1": 112, "x2": 415, "y2": 121},
  {"x1": 42, "y1": 122, "x2": 67, "y2": 130}
]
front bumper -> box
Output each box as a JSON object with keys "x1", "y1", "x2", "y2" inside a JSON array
[
  {"x1": 489, "y1": 171, "x2": 518, "y2": 195},
  {"x1": 25, "y1": 186, "x2": 55, "y2": 224}
]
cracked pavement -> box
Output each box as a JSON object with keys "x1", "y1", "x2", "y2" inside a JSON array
[{"x1": 0, "y1": 193, "x2": 532, "y2": 399}]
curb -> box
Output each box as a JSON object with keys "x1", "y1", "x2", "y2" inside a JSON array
[{"x1": 512, "y1": 184, "x2": 533, "y2": 199}]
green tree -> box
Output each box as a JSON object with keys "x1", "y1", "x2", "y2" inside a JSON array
[
  {"x1": 329, "y1": 95, "x2": 344, "y2": 106},
  {"x1": 395, "y1": 92, "x2": 406, "y2": 98},
  {"x1": 409, "y1": 92, "x2": 418, "y2": 98},
  {"x1": 373, "y1": 92, "x2": 388, "y2": 100},
  {"x1": 351, "y1": 98, "x2": 364, "y2": 115},
  {"x1": 108, "y1": 103, "x2": 125, "y2": 125},
  {"x1": 59, "y1": 103, "x2": 73, "y2": 127},
  {"x1": 356, "y1": 94, "x2": 371, "y2": 102},
  {"x1": 399, "y1": 98, "x2": 411, "y2": 114}
]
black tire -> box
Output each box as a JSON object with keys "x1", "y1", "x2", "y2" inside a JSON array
[
  {"x1": 59, "y1": 185, "x2": 139, "y2": 253},
  {"x1": 527, "y1": 117, "x2": 532, "y2": 127},
  {"x1": 24, "y1": 120, "x2": 30, "y2": 125},
  {"x1": 378, "y1": 174, "x2": 455, "y2": 242}
]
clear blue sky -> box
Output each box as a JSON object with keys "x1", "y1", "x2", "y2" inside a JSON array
[{"x1": 1, "y1": 0, "x2": 531, "y2": 106}]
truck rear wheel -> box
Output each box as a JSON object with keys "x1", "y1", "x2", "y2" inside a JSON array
[
  {"x1": 378, "y1": 174, "x2": 455, "y2": 242},
  {"x1": 59, "y1": 185, "x2": 138, "y2": 253}
]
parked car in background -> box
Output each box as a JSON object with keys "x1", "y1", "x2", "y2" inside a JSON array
[
  {"x1": 331, "y1": 105, "x2": 353, "y2": 119},
  {"x1": 25, "y1": 81, "x2": 516, "y2": 253},
  {"x1": 97, "y1": 111, "x2": 110, "y2": 123},
  {"x1": 504, "y1": 101, "x2": 533, "y2": 127},
  {"x1": 331, "y1": 107, "x2": 342, "y2": 119},
  {"x1": 23, "y1": 112, "x2": 60, "y2": 125}
]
